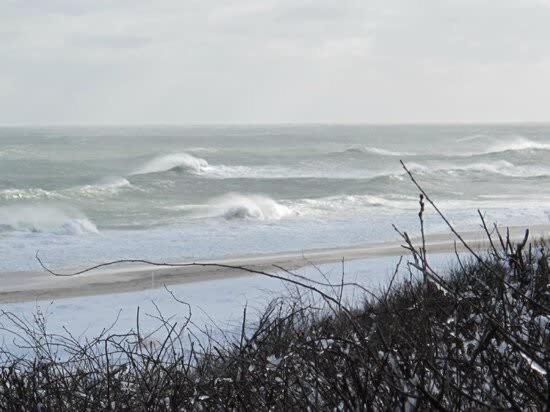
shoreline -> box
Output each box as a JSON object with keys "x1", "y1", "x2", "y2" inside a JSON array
[{"x1": 0, "y1": 224, "x2": 548, "y2": 304}]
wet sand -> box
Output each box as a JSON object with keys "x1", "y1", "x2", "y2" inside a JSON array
[{"x1": 0, "y1": 225, "x2": 547, "y2": 304}]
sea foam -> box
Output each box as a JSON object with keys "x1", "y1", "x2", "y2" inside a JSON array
[{"x1": 0, "y1": 188, "x2": 63, "y2": 201}]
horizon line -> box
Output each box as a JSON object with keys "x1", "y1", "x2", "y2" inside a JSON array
[{"x1": 1, "y1": 120, "x2": 550, "y2": 128}]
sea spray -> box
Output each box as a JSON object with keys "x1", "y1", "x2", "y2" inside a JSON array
[
  {"x1": 1, "y1": 124, "x2": 549, "y2": 271},
  {"x1": 218, "y1": 194, "x2": 293, "y2": 220},
  {"x1": 170, "y1": 193, "x2": 294, "y2": 220},
  {"x1": 0, "y1": 205, "x2": 99, "y2": 235},
  {"x1": 133, "y1": 153, "x2": 209, "y2": 175}
]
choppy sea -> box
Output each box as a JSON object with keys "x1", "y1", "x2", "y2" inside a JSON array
[{"x1": 1, "y1": 124, "x2": 549, "y2": 271}]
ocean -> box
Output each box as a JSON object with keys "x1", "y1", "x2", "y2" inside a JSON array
[{"x1": 1, "y1": 124, "x2": 549, "y2": 272}]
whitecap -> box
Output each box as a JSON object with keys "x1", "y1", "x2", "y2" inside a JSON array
[
  {"x1": 0, "y1": 205, "x2": 99, "y2": 235},
  {"x1": 405, "y1": 160, "x2": 550, "y2": 178},
  {"x1": 76, "y1": 177, "x2": 133, "y2": 197},
  {"x1": 134, "y1": 154, "x2": 298, "y2": 179},
  {"x1": 450, "y1": 136, "x2": 550, "y2": 157},
  {"x1": 133, "y1": 152, "x2": 397, "y2": 180},
  {"x1": 222, "y1": 196, "x2": 291, "y2": 220},
  {"x1": 338, "y1": 145, "x2": 413, "y2": 157},
  {"x1": 483, "y1": 137, "x2": 550, "y2": 155},
  {"x1": 0, "y1": 188, "x2": 64, "y2": 201},
  {"x1": 171, "y1": 193, "x2": 294, "y2": 221},
  {"x1": 133, "y1": 153, "x2": 209, "y2": 175},
  {"x1": 296, "y1": 194, "x2": 417, "y2": 214}
]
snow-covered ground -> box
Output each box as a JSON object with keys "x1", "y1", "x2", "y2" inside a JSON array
[{"x1": 1, "y1": 253, "x2": 459, "y2": 351}]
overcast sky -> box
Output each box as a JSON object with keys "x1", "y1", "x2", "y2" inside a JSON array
[{"x1": 1, "y1": 0, "x2": 550, "y2": 125}]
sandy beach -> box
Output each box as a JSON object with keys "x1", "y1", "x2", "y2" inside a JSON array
[{"x1": 0, "y1": 224, "x2": 547, "y2": 304}]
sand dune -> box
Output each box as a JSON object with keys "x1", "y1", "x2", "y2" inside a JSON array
[{"x1": 0, "y1": 225, "x2": 547, "y2": 304}]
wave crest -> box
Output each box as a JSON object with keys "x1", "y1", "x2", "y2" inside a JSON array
[
  {"x1": 295, "y1": 195, "x2": 417, "y2": 215},
  {"x1": 133, "y1": 153, "x2": 299, "y2": 179},
  {"x1": 449, "y1": 136, "x2": 550, "y2": 157},
  {"x1": 171, "y1": 193, "x2": 294, "y2": 220},
  {"x1": 337, "y1": 145, "x2": 412, "y2": 157},
  {"x1": 220, "y1": 194, "x2": 292, "y2": 220},
  {"x1": 405, "y1": 160, "x2": 550, "y2": 178},
  {"x1": 0, "y1": 205, "x2": 99, "y2": 235},
  {"x1": 483, "y1": 137, "x2": 550, "y2": 155},
  {"x1": 77, "y1": 177, "x2": 133, "y2": 197},
  {"x1": 134, "y1": 153, "x2": 209, "y2": 175},
  {"x1": 335, "y1": 137, "x2": 550, "y2": 158}
]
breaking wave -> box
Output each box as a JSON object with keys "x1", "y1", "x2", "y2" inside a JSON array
[
  {"x1": 219, "y1": 194, "x2": 293, "y2": 220},
  {"x1": 133, "y1": 153, "x2": 209, "y2": 175},
  {"x1": 335, "y1": 137, "x2": 550, "y2": 158},
  {"x1": 0, "y1": 205, "x2": 99, "y2": 235},
  {"x1": 171, "y1": 193, "x2": 294, "y2": 220},
  {"x1": 295, "y1": 194, "x2": 417, "y2": 214},
  {"x1": 1, "y1": 178, "x2": 135, "y2": 201},
  {"x1": 133, "y1": 153, "x2": 295, "y2": 179},
  {"x1": 407, "y1": 160, "x2": 515, "y2": 174},
  {"x1": 337, "y1": 146, "x2": 413, "y2": 157},
  {"x1": 448, "y1": 137, "x2": 550, "y2": 158},
  {"x1": 76, "y1": 177, "x2": 133, "y2": 197},
  {"x1": 481, "y1": 137, "x2": 550, "y2": 155},
  {"x1": 292, "y1": 191, "x2": 550, "y2": 218},
  {"x1": 405, "y1": 160, "x2": 550, "y2": 178},
  {"x1": 133, "y1": 153, "x2": 326, "y2": 179}
]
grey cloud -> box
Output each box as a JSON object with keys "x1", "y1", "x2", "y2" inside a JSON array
[
  {"x1": 71, "y1": 35, "x2": 152, "y2": 50},
  {"x1": 367, "y1": 1, "x2": 550, "y2": 63},
  {"x1": 0, "y1": 0, "x2": 549, "y2": 125}
]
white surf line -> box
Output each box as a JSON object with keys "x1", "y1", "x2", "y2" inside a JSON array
[{"x1": 0, "y1": 225, "x2": 547, "y2": 304}]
